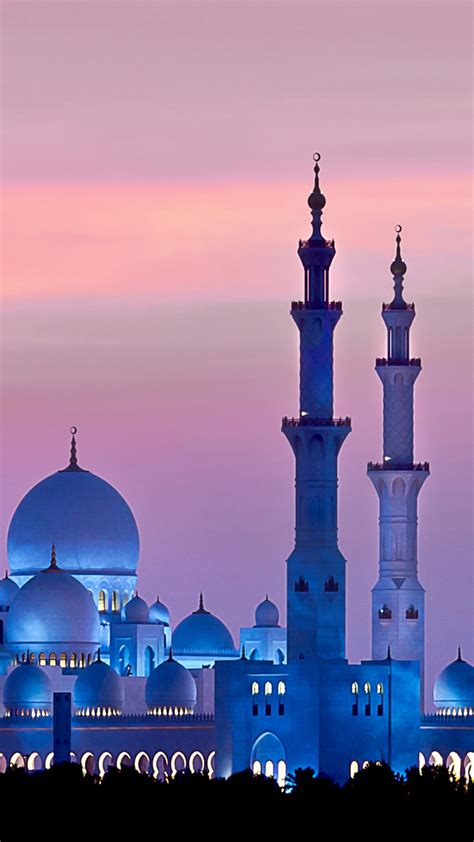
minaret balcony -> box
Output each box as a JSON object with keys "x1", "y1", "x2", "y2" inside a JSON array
[
  {"x1": 282, "y1": 416, "x2": 351, "y2": 428},
  {"x1": 375, "y1": 357, "x2": 421, "y2": 367},
  {"x1": 291, "y1": 300, "x2": 342, "y2": 311},
  {"x1": 367, "y1": 461, "x2": 430, "y2": 472},
  {"x1": 382, "y1": 301, "x2": 415, "y2": 311}
]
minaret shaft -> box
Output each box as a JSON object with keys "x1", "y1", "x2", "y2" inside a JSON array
[
  {"x1": 369, "y1": 229, "x2": 429, "y2": 698},
  {"x1": 283, "y1": 157, "x2": 351, "y2": 664}
]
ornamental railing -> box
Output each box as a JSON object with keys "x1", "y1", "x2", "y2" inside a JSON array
[
  {"x1": 367, "y1": 461, "x2": 430, "y2": 472},
  {"x1": 282, "y1": 416, "x2": 351, "y2": 428},
  {"x1": 291, "y1": 300, "x2": 342, "y2": 311},
  {"x1": 376, "y1": 357, "x2": 421, "y2": 367}
]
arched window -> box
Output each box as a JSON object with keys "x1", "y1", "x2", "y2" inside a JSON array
[
  {"x1": 251, "y1": 682, "x2": 259, "y2": 695},
  {"x1": 352, "y1": 681, "x2": 359, "y2": 716},
  {"x1": 364, "y1": 682, "x2": 371, "y2": 716},
  {"x1": 378, "y1": 605, "x2": 392, "y2": 620},
  {"x1": 447, "y1": 752, "x2": 461, "y2": 780},
  {"x1": 429, "y1": 751, "x2": 443, "y2": 767},
  {"x1": 406, "y1": 605, "x2": 419, "y2": 620},
  {"x1": 264, "y1": 681, "x2": 272, "y2": 695},
  {"x1": 39, "y1": 653, "x2": 46, "y2": 666},
  {"x1": 98, "y1": 590, "x2": 107, "y2": 612},
  {"x1": 277, "y1": 760, "x2": 286, "y2": 788},
  {"x1": 59, "y1": 653, "x2": 67, "y2": 668},
  {"x1": 112, "y1": 591, "x2": 120, "y2": 612},
  {"x1": 265, "y1": 760, "x2": 274, "y2": 778},
  {"x1": 376, "y1": 682, "x2": 384, "y2": 716},
  {"x1": 350, "y1": 760, "x2": 358, "y2": 778},
  {"x1": 145, "y1": 646, "x2": 155, "y2": 677},
  {"x1": 277, "y1": 681, "x2": 285, "y2": 696},
  {"x1": 252, "y1": 760, "x2": 262, "y2": 775},
  {"x1": 49, "y1": 652, "x2": 57, "y2": 666},
  {"x1": 69, "y1": 653, "x2": 77, "y2": 668}
]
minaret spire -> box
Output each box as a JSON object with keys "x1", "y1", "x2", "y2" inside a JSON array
[
  {"x1": 283, "y1": 157, "x2": 351, "y2": 661},
  {"x1": 389, "y1": 225, "x2": 408, "y2": 309},
  {"x1": 368, "y1": 229, "x2": 429, "y2": 702}
]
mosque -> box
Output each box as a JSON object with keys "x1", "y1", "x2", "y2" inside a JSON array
[{"x1": 0, "y1": 158, "x2": 472, "y2": 783}]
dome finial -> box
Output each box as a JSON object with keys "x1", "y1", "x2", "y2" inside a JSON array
[
  {"x1": 389, "y1": 225, "x2": 408, "y2": 308},
  {"x1": 50, "y1": 543, "x2": 58, "y2": 570},
  {"x1": 96, "y1": 647, "x2": 102, "y2": 662},
  {"x1": 457, "y1": 646, "x2": 463, "y2": 662},
  {"x1": 241, "y1": 645, "x2": 246, "y2": 660},
  {"x1": 193, "y1": 592, "x2": 210, "y2": 614},
  {"x1": 386, "y1": 644, "x2": 392, "y2": 660},
  {"x1": 60, "y1": 426, "x2": 87, "y2": 473},
  {"x1": 307, "y1": 152, "x2": 326, "y2": 240},
  {"x1": 69, "y1": 426, "x2": 78, "y2": 467}
]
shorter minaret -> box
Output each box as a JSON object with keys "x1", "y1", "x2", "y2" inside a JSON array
[{"x1": 368, "y1": 227, "x2": 429, "y2": 693}]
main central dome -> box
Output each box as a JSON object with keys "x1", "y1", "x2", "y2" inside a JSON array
[{"x1": 7, "y1": 432, "x2": 139, "y2": 579}]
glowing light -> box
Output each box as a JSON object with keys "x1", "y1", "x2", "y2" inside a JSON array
[
  {"x1": 251, "y1": 681, "x2": 259, "y2": 695},
  {"x1": 350, "y1": 760, "x2": 359, "y2": 778},
  {"x1": 252, "y1": 760, "x2": 262, "y2": 775},
  {"x1": 264, "y1": 681, "x2": 272, "y2": 696},
  {"x1": 277, "y1": 681, "x2": 286, "y2": 696}
]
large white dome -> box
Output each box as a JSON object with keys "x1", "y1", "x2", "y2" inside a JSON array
[{"x1": 7, "y1": 432, "x2": 140, "y2": 579}]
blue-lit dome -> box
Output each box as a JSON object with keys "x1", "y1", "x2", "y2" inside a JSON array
[
  {"x1": 73, "y1": 657, "x2": 124, "y2": 714},
  {"x1": 123, "y1": 593, "x2": 149, "y2": 623},
  {"x1": 149, "y1": 596, "x2": 170, "y2": 626},
  {"x1": 4, "y1": 661, "x2": 52, "y2": 714},
  {"x1": 173, "y1": 594, "x2": 236, "y2": 656},
  {"x1": 433, "y1": 650, "x2": 474, "y2": 710},
  {"x1": 0, "y1": 573, "x2": 19, "y2": 611},
  {"x1": 255, "y1": 596, "x2": 279, "y2": 628},
  {"x1": 145, "y1": 655, "x2": 197, "y2": 713},
  {"x1": 6, "y1": 547, "x2": 101, "y2": 659},
  {"x1": 7, "y1": 433, "x2": 139, "y2": 578}
]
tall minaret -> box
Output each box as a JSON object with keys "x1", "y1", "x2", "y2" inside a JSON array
[
  {"x1": 282, "y1": 155, "x2": 351, "y2": 663},
  {"x1": 368, "y1": 227, "x2": 429, "y2": 689}
]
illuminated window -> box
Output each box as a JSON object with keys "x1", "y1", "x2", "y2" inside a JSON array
[
  {"x1": 277, "y1": 760, "x2": 286, "y2": 788},
  {"x1": 251, "y1": 681, "x2": 259, "y2": 695},
  {"x1": 264, "y1": 682, "x2": 272, "y2": 695},
  {"x1": 352, "y1": 681, "x2": 359, "y2": 715},
  {"x1": 252, "y1": 760, "x2": 262, "y2": 775},
  {"x1": 376, "y1": 683, "x2": 383, "y2": 694},
  {"x1": 49, "y1": 652, "x2": 57, "y2": 666},
  {"x1": 350, "y1": 761, "x2": 359, "y2": 778},
  {"x1": 376, "y1": 682, "x2": 383, "y2": 716},
  {"x1": 265, "y1": 760, "x2": 274, "y2": 778},
  {"x1": 69, "y1": 653, "x2": 77, "y2": 668},
  {"x1": 351, "y1": 682, "x2": 359, "y2": 694},
  {"x1": 112, "y1": 591, "x2": 120, "y2": 612},
  {"x1": 364, "y1": 682, "x2": 371, "y2": 716},
  {"x1": 39, "y1": 653, "x2": 46, "y2": 666},
  {"x1": 79, "y1": 653, "x2": 85, "y2": 668},
  {"x1": 277, "y1": 681, "x2": 286, "y2": 696},
  {"x1": 364, "y1": 682, "x2": 371, "y2": 694},
  {"x1": 98, "y1": 590, "x2": 107, "y2": 612},
  {"x1": 59, "y1": 653, "x2": 67, "y2": 668}
]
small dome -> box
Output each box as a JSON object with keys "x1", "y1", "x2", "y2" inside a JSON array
[
  {"x1": 433, "y1": 650, "x2": 474, "y2": 709},
  {"x1": 6, "y1": 547, "x2": 100, "y2": 659},
  {"x1": 149, "y1": 596, "x2": 170, "y2": 626},
  {"x1": 0, "y1": 573, "x2": 19, "y2": 611},
  {"x1": 4, "y1": 662, "x2": 52, "y2": 714},
  {"x1": 255, "y1": 596, "x2": 279, "y2": 628},
  {"x1": 145, "y1": 655, "x2": 197, "y2": 713},
  {"x1": 123, "y1": 593, "x2": 149, "y2": 623},
  {"x1": 73, "y1": 657, "x2": 124, "y2": 714},
  {"x1": 173, "y1": 594, "x2": 236, "y2": 656}
]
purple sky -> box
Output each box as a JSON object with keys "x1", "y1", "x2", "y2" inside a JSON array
[{"x1": 1, "y1": 0, "x2": 472, "y2": 706}]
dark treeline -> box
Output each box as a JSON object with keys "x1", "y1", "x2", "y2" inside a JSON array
[{"x1": 0, "y1": 761, "x2": 472, "y2": 836}]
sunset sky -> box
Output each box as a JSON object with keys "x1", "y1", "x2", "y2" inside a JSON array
[{"x1": 1, "y1": 0, "x2": 472, "y2": 703}]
